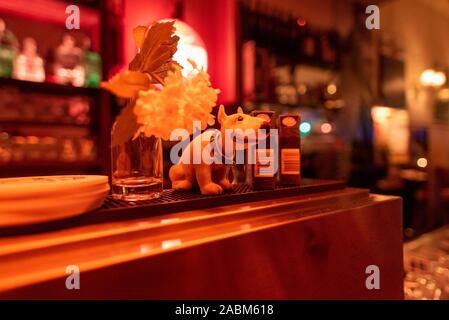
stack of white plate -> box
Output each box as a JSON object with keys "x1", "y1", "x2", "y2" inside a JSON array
[{"x1": 0, "y1": 175, "x2": 110, "y2": 227}]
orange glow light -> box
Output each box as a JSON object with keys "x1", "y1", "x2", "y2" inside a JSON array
[
  {"x1": 282, "y1": 116, "x2": 297, "y2": 127},
  {"x1": 371, "y1": 106, "x2": 392, "y2": 123},
  {"x1": 327, "y1": 83, "x2": 337, "y2": 95},
  {"x1": 159, "y1": 19, "x2": 208, "y2": 77},
  {"x1": 417, "y1": 158, "x2": 428, "y2": 168}
]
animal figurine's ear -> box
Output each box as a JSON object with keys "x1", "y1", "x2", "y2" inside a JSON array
[
  {"x1": 237, "y1": 107, "x2": 244, "y2": 114},
  {"x1": 218, "y1": 104, "x2": 227, "y2": 124}
]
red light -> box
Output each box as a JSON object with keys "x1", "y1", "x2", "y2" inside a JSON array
[
  {"x1": 321, "y1": 123, "x2": 332, "y2": 134},
  {"x1": 297, "y1": 18, "x2": 307, "y2": 27}
]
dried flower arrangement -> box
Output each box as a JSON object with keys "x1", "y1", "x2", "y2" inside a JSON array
[{"x1": 101, "y1": 21, "x2": 220, "y2": 145}]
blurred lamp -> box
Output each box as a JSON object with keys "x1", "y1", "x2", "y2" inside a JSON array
[
  {"x1": 371, "y1": 106, "x2": 392, "y2": 123},
  {"x1": 326, "y1": 83, "x2": 337, "y2": 95},
  {"x1": 160, "y1": 19, "x2": 208, "y2": 77},
  {"x1": 420, "y1": 69, "x2": 435, "y2": 86},
  {"x1": 433, "y1": 71, "x2": 447, "y2": 86},
  {"x1": 438, "y1": 87, "x2": 449, "y2": 101},
  {"x1": 417, "y1": 157, "x2": 428, "y2": 168},
  {"x1": 420, "y1": 69, "x2": 446, "y2": 87}
]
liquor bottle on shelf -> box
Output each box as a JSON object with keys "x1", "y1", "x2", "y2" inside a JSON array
[
  {"x1": 82, "y1": 36, "x2": 102, "y2": 88},
  {"x1": 319, "y1": 32, "x2": 338, "y2": 67},
  {"x1": 0, "y1": 18, "x2": 17, "y2": 78},
  {"x1": 0, "y1": 131, "x2": 12, "y2": 164},
  {"x1": 0, "y1": 85, "x2": 92, "y2": 125},
  {"x1": 68, "y1": 96, "x2": 91, "y2": 124},
  {"x1": 53, "y1": 34, "x2": 85, "y2": 86},
  {"x1": 1, "y1": 134, "x2": 97, "y2": 164},
  {"x1": 301, "y1": 27, "x2": 318, "y2": 64},
  {"x1": 13, "y1": 37, "x2": 45, "y2": 82}
]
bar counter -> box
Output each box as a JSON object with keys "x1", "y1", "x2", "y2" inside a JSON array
[{"x1": 0, "y1": 182, "x2": 403, "y2": 299}]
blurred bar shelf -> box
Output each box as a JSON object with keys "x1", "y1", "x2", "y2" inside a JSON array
[
  {"x1": 1, "y1": 161, "x2": 103, "y2": 178},
  {"x1": 4, "y1": 160, "x2": 102, "y2": 170},
  {"x1": 0, "y1": 121, "x2": 92, "y2": 128},
  {"x1": 0, "y1": 77, "x2": 101, "y2": 96},
  {"x1": 0, "y1": 181, "x2": 403, "y2": 299},
  {"x1": 0, "y1": 0, "x2": 116, "y2": 178}
]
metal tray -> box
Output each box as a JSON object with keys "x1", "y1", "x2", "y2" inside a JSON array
[{"x1": 0, "y1": 179, "x2": 345, "y2": 237}]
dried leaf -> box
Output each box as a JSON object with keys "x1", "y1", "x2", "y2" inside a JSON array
[
  {"x1": 133, "y1": 26, "x2": 148, "y2": 49},
  {"x1": 111, "y1": 102, "x2": 140, "y2": 146},
  {"x1": 110, "y1": 21, "x2": 181, "y2": 146},
  {"x1": 101, "y1": 71, "x2": 150, "y2": 98},
  {"x1": 128, "y1": 53, "x2": 142, "y2": 71},
  {"x1": 129, "y1": 21, "x2": 180, "y2": 81}
]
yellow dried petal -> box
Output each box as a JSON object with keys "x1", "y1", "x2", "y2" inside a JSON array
[
  {"x1": 134, "y1": 64, "x2": 219, "y2": 139},
  {"x1": 101, "y1": 70, "x2": 150, "y2": 98}
]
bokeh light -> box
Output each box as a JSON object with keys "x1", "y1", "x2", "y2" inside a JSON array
[
  {"x1": 300, "y1": 122, "x2": 312, "y2": 134},
  {"x1": 321, "y1": 123, "x2": 332, "y2": 134},
  {"x1": 417, "y1": 157, "x2": 428, "y2": 168}
]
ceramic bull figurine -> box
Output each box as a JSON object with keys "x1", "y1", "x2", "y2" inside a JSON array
[{"x1": 169, "y1": 105, "x2": 270, "y2": 195}]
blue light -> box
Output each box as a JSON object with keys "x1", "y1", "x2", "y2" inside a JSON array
[{"x1": 300, "y1": 122, "x2": 311, "y2": 134}]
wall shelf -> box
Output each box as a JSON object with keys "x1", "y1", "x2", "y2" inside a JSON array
[
  {"x1": 5, "y1": 160, "x2": 102, "y2": 169},
  {"x1": 0, "y1": 77, "x2": 101, "y2": 96},
  {"x1": 0, "y1": 0, "x2": 122, "y2": 178},
  {"x1": 0, "y1": 121, "x2": 91, "y2": 129}
]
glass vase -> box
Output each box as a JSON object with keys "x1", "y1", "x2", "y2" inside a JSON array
[{"x1": 111, "y1": 128, "x2": 163, "y2": 201}]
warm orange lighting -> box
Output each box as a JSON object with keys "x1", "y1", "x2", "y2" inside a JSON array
[
  {"x1": 420, "y1": 69, "x2": 435, "y2": 86},
  {"x1": 420, "y1": 69, "x2": 446, "y2": 87},
  {"x1": 282, "y1": 116, "x2": 297, "y2": 127},
  {"x1": 159, "y1": 19, "x2": 208, "y2": 77},
  {"x1": 256, "y1": 113, "x2": 271, "y2": 122},
  {"x1": 327, "y1": 83, "x2": 337, "y2": 95},
  {"x1": 297, "y1": 84, "x2": 307, "y2": 95},
  {"x1": 417, "y1": 157, "x2": 428, "y2": 168},
  {"x1": 321, "y1": 123, "x2": 332, "y2": 134},
  {"x1": 434, "y1": 72, "x2": 446, "y2": 86},
  {"x1": 161, "y1": 239, "x2": 182, "y2": 249},
  {"x1": 324, "y1": 99, "x2": 345, "y2": 109},
  {"x1": 439, "y1": 88, "x2": 449, "y2": 101},
  {"x1": 371, "y1": 106, "x2": 392, "y2": 123}
]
